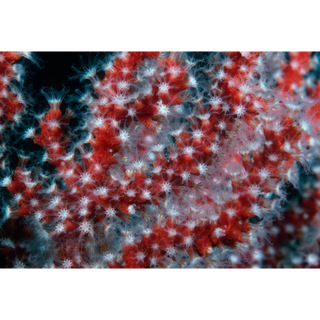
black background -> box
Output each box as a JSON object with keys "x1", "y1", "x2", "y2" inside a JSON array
[{"x1": 28, "y1": 52, "x2": 108, "y2": 89}]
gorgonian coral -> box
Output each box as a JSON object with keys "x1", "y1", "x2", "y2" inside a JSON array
[{"x1": 1, "y1": 52, "x2": 319, "y2": 268}]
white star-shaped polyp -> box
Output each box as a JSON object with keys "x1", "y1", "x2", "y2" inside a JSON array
[
  {"x1": 307, "y1": 254, "x2": 318, "y2": 266},
  {"x1": 150, "y1": 257, "x2": 157, "y2": 266},
  {"x1": 35, "y1": 211, "x2": 43, "y2": 220},
  {"x1": 197, "y1": 163, "x2": 208, "y2": 175},
  {"x1": 223, "y1": 58, "x2": 233, "y2": 68},
  {"x1": 285, "y1": 224, "x2": 295, "y2": 233},
  {"x1": 142, "y1": 190, "x2": 151, "y2": 199},
  {"x1": 79, "y1": 196, "x2": 90, "y2": 207},
  {"x1": 94, "y1": 164, "x2": 102, "y2": 173},
  {"x1": 259, "y1": 168, "x2": 270, "y2": 180},
  {"x1": 230, "y1": 255, "x2": 239, "y2": 264},
  {"x1": 95, "y1": 187, "x2": 109, "y2": 196},
  {"x1": 248, "y1": 185, "x2": 261, "y2": 198},
  {"x1": 156, "y1": 100, "x2": 170, "y2": 117},
  {"x1": 1, "y1": 176, "x2": 11, "y2": 187},
  {"x1": 65, "y1": 169, "x2": 74, "y2": 178},
  {"x1": 298, "y1": 119, "x2": 309, "y2": 132},
  {"x1": 159, "y1": 82, "x2": 169, "y2": 94},
  {"x1": 79, "y1": 221, "x2": 92, "y2": 235},
  {"x1": 153, "y1": 166, "x2": 162, "y2": 174},
  {"x1": 105, "y1": 207, "x2": 116, "y2": 218},
  {"x1": 98, "y1": 96, "x2": 108, "y2": 105},
  {"x1": 112, "y1": 93, "x2": 127, "y2": 107},
  {"x1": 181, "y1": 171, "x2": 191, "y2": 182},
  {"x1": 161, "y1": 182, "x2": 172, "y2": 193},
  {"x1": 239, "y1": 83, "x2": 252, "y2": 94},
  {"x1": 93, "y1": 117, "x2": 105, "y2": 128},
  {"x1": 166, "y1": 246, "x2": 177, "y2": 257},
  {"x1": 79, "y1": 208, "x2": 88, "y2": 216},
  {"x1": 168, "y1": 208, "x2": 179, "y2": 217},
  {"x1": 121, "y1": 67, "x2": 129, "y2": 75},
  {"x1": 210, "y1": 142, "x2": 219, "y2": 154},
  {"x1": 120, "y1": 179, "x2": 130, "y2": 187},
  {"x1": 55, "y1": 223, "x2": 65, "y2": 234},
  {"x1": 210, "y1": 96, "x2": 223, "y2": 108},
  {"x1": 48, "y1": 120, "x2": 60, "y2": 130},
  {"x1": 291, "y1": 60, "x2": 299, "y2": 70},
  {"x1": 214, "y1": 228, "x2": 226, "y2": 238},
  {"x1": 150, "y1": 243, "x2": 159, "y2": 252},
  {"x1": 228, "y1": 79, "x2": 236, "y2": 87},
  {"x1": 183, "y1": 146, "x2": 195, "y2": 156},
  {"x1": 168, "y1": 229, "x2": 177, "y2": 237},
  {"x1": 188, "y1": 76, "x2": 197, "y2": 87},
  {"x1": 30, "y1": 199, "x2": 39, "y2": 207},
  {"x1": 235, "y1": 104, "x2": 246, "y2": 117},
  {"x1": 268, "y1": 154, "x2": 278, "y2": 162},
  {"x1": 240, "y1": 62, "x2": 249, "y2": 71},
  {"x1": 3, "y1": 206, "x2": 11, "y2": 220},
  {"x1": 151, "y1": 144, "x2": 165, "y2": 152},
  {"x1": 143, "y1": 228, "x2": 152, "y2": 236},
  {"x1": 218, "y1": 121, "x2": 226, "y2": 130},
  {"x1": 51, "y1": 142, "x2": 60, "y2": 151},
  {"x1": 144, "y1": 67, "x2": 156, "y2": 77},
  {"x1": 62, "y1": 260, "x2": 72, "y2": 268},
  {"x1": 184, "y1": 236, "x2": 193, "y2": 246},
  {"x1": 14, "y1": 260, "x2": 25, "y2": 268},
  {"x1": 1, "y1": 75, "x2": 9, "y2": 85},
  {"x1": 124, "y1": 234, "x2": 135, "y2": 245},
  {"x1": 216, "y1": 69, "x2": 225, "y2": 80},
  {"x1": 119, "y1": 130, "x2": 130, "y2": 143},
  {"x1": 226, "y1": 208, "x2": 236, "y2": 217},
  {"x1": 128, "y1": 108, "x2": 136, "y2": 117},
  {"x1": 166, "y1": 169, "x2": 174, "y2": 176},
  {"x1": 192, "y1": 130, "x2": 204, "y2": 140},
  {"x1": 126, "y1": 189, "x2": 136, "y2": 197},
  {"x1": 58, "y1": 208, "x2": 69, "y2": 220},
  {"x1": 49, "y1": 196, "x2": 61, "y2": 208},
  {"x1": 110, "y1": 119, "x2": 119, "y2": 128},
  {"x1": 133, "y1": 160, "x2": 144, "y2": 170},
  {"x1": 117, "y1": 81, "x2": 129, "y2": 90},
  {"x1": 168, "y1": 66, "x2": 180, "y2": 78},
  {"x1": 253, "y1": 100, "x2": 263, "y2": 110},
  {"x1": 136, "y1": 252, "x2": 145, "y2": 262},
  {"x1": 186, "y1": 221, "x2": 197, "y2": 229},
  {"x1": 79, "y1": 172, "x2": 92, "y2": 185},
  {"x1": 23, "y1": 127, "x2": 36, "y2": 140},
  {"x1": 104, "y1": 253, "x2": 115, "y2": 262},
  {"x1": 198, "y1": 113, "x2": 211, "y2": 121},
  {"x1": 14, "y1": 193, "x2": 22, "y2": 202}
]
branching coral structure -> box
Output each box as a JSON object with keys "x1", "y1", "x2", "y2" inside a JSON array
[{"x1": 1, "y1": 51, "x2": 320, "y2": 268}]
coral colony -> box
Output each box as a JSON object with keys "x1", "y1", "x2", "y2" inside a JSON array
[{"x1": 1, "y1": 51, "x2": 320, "y2": 268}]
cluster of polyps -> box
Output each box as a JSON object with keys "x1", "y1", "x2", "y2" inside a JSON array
[
  {"x1": 1, "y1": 52, "x2": 319, "y2": 268},
  {"x1": 212, "y1": 52, "x2": 320, "y2": 268},
  {"x1": 0, "y1": 53, "x2": 25, "y2": 151}
]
